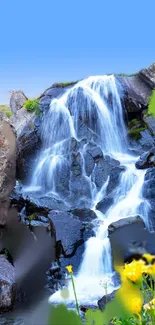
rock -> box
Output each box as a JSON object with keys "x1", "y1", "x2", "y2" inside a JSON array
[
  {"x1": 48, "y1": 210, "x2": 95, "y2": 273},
  {"x1": 143, "y1": 115, "x2": 155, "y2": 136},
  {"x1": 109, "y1": 215, "x2": 155, "y2": 267},
  {"x1": 0, "y1": 118, "x2": 16, "y2": 229},
  {"x1": 11, "y1": 107, "x2": 35, "y2": 138},
  {"x1": 98, "y1": 290, "x2": 117, "y2": 311},
  {"x1": 93, "y1": 155, "x2": 124, "y2": 193},
  {"x1": 9, "y1": 91, "x2": 27, "y2": 114},
  {"x1": 117, "y1": 75, "x2": 151, "y2": 116},
  {"x1": 70, "y1": 208, "x2": 96, "y2": 222},
  {"x1": 136, "y1": 150, "x2": 155, "y2": 169},
  {"x1": 48, "y1": 211, "x2": 84, "y2": 256},
  {"x1": 143, "y1": 168, "x2": 155, "y2": 200},
  {"x1": 0, "y1": 255, "x2": 16, "y2": 311},
  {"x1": 139, "y1": 62, "x2": 155, "y2": 89},
  {"x1": 16, "y1": 128, "x2": 41, "y2": 181},
  {"x1": 108, "y1": 216, "x2": 145, "y2": 235},
  {"x1": 39, "y1": 83, "x2": 74, "y2": 112},
  {"x1": 96, "y1": 195, "x2": 114, "y2": 214}
]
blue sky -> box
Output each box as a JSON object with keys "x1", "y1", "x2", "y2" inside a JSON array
[{"x1": 0, "y1": 0, "x2": 155, "y2": 103}]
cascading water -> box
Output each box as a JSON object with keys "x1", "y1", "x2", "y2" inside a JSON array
[{"x1": 27, "y1": 75, "x2": 151, "y2": 306}]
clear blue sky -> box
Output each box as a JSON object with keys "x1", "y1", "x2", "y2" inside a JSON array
[{"x1": 0, "y1": 0, "x2": 155, "y2": 103}]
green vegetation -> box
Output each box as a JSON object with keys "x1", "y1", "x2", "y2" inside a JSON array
[
  {"x1": 128, "y1": 126, "x2": 146, "y2": 140},
  {"x1": 53, "y1": 81, "x2": 78, "y2": 88},
  {"x1": 128, "y1": 118, "x2": 140, "y2": 128},
  {"x1": 117, "y1": 73, "x2": 137, "y2": 77},
  {"x1": 148, "y1": 89, "x2": 155, "y2": 116},
  {"x1": 0, "y1": 105, "x2": 12, "y2": 118},
  {"x1": 24, "y1": 98, "x2": 40, "y2": 115},
  {"x1": 28, "y1": 213, "x2": 36, "y2": 221}
]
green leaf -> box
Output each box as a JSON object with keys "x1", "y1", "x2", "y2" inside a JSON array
[{"x1": 48, "y1": 304, "x2": 82, "y2": 325}]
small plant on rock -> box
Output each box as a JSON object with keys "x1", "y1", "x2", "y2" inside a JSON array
[{"x1": 24, "y1": 98, "x2": 40, "y2": 114}]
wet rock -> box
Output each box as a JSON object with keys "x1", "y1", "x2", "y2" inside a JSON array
[
  {"x1": 109, "y1": 216, "x2": 155, "y2": 267},
  {"x1": 98, "y1": 290, "x2": 117, "y2": 311},
  {"x1": 48, "y1": 211, "x2": 84, "y2": 256},
  {"x1": 9, "y1": 91, "x2": 27, "y2": 114},
  {"x1": 39, "y1": 83, "x2": 74, "y2": 112},
  {"x1": 69, "y1": 175, "x2": 92, "y2": 208},
  {"x1": 93, "y1": 155, "x2": 124, "y2": 193},
  {"x1": 108, "y1": 216, "x2": 145, "y2": 235},
  {"x1": 16, "y1": 129, "x2": 41, "y2": 181},
  {"x1": 70, "y1": 208, "x2": 96, "y2": 222},
  {"x1": 48, "y1": 210, "x2": 95, "y2": 273},
  {"x1": 143, "y1": 115, "x2": 155, "y2": 137},
  {"x1": 136, "y1": 150, "x2": 155, "y2": 169},
  {"x1": 117, "y1": 75, "x2": 151, "y2": 116},
  {"x1": 0, "y1": 255, "x2": 16, "y2": 311},
  {"x1": 86, "y1": 142, "x2": 103, "y2": 162},
  {"x1": 96, "y1": 195, "x2": 113, "y2": 214},
  {"x1": 143, "y1": 168, "x2": 155, "y2": 200}
]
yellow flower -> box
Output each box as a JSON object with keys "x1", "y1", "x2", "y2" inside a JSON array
[
  {"x1": 144, "y1": 298, "x2": 155, "y2": 311},
  {"x1": 117, "y1": 279, "x2": 143, "y2": 315},
  {"x1": 123, "y1": 260, "x2": 145, "y2": 283},
  {"x1": 143, "y1": 263, "x2": 155, "y2": 275},
  {"x1": 129, "y1": 297, "x2": 143, "y2": 314},
  {"x1": 143, "y1": 253, "x2": 155, "y2": 263},
  {"x1": 66, "y1": 265, "x2": 73, "y2": 274}
]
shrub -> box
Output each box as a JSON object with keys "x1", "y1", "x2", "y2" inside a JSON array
[
  {"x1": 148, "y1": 89, "x2": 155, "y2": 116},
  {"x1": 128, "y1": 127, "x2": 146, "y2": 140},
  {"x1": 24, "y1": 98, "x2": 40, "y2": 114},
  {"x1": 0, "y1": 105, "x2": 12, "y2": 118}
]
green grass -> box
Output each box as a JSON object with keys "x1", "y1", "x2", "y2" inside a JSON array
[
  {"x1": 117, "y1": 73, "x2": 137, "y2": 77},
  {"x1": 52, "y1": 81, "x2": 78, "y2": 88},
  {"x1": 148, "y1": 89, "x2": 155, "y2": 116},
  {"x1": 24, "y1": 98, "x2": 40, "y2": 115},
  {"x1": 28, "y1": 213, "x2": 36, "y2": 221},
  {"x1": 128, "y1": 118, "x2": 139, "y2": 128},
  {"x1": 128, "y1": 126, "x2": 146, "y2": 140},
  {"x1": 0, "y1": 104, "x2": 13, "y2": 118}
]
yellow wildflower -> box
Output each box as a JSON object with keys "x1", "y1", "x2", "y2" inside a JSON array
[
  {"x1": 117, "y1": 278, "x2": 143, "y2": 315},
  {"x1": 66, "y1": 265, "x2": 73, "y2": 274},
  {"x1": 123, "y1": 260, "x2": 145, "y2": 283},
  {"x1": 144, "y1": 298, "x2": 155, "y2": 311},
  {"x1": 129, "y1": 296, "x2": 143, "y2": 314},
  {"x1": 143, "y1": 253, "x2": 155, "y2": 264}
]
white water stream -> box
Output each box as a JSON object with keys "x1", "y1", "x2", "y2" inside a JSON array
[{"x1": 27, "y1": 76, "x2": 150, "y2": 306}]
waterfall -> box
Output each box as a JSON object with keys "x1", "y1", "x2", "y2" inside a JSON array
[{"x1": 27, "y1": 75, "x2": 150, "y2": 306}]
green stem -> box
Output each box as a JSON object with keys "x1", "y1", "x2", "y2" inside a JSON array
[{"x1": 71, "y1": 273, "x2": 80, "y2": 316}]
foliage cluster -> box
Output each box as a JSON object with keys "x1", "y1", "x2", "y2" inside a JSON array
[
  {"x1": 0, "y1": 104, "x2": 12, "y2": 118},
  {"x1": 24, "y1": 98, "x2": 40, "y2": 115}
]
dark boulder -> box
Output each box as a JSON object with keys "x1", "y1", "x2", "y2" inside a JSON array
[
  {"x1": 109, "y1": 215, "x2": 155, "y2": 267},
  {"x1": 48, "y1": 210, "x2": 95, "y2": 273},
  {"x1": 117, "y1": 75, "x2": 151, "y2": 117},
  {"x1": 108, "y1": 216, "x2": 145, "y2": 235},
  {"x1": 98, "y1": 290, "x2": 117, "y2": 311},
  {"x1": 136, "y1": 150, "x2": 155, "y2": 169},
  {"x1": 143, "y1": 169, "x2": 155, "y2": 200},
  {"x1": 39, "y1": 83, "x2": 75, "y2": 112},
  {"x1": 96, "y1": 195, "x2": 113, "y2": 214},
  {"x1": 16, "y1": 129, "x2": 41, "y2": 181},
  {"x1": 93, "y1": 155, "x2": 124, "y2": 193}
]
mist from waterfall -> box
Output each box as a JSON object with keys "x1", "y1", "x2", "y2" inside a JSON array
[{"x1": 26, "y1": 75, "x2": 150, "y2": 305}]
